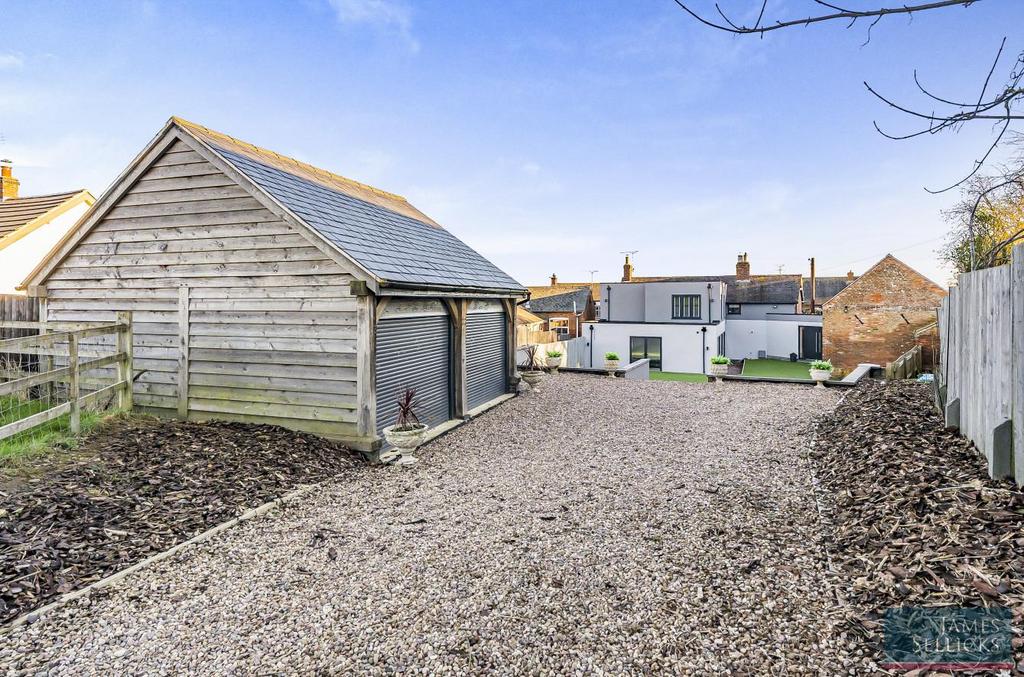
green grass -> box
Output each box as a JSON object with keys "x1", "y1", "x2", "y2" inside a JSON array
[
  {"x1": 740, "y1": 358, "x2": 813, "y2": 380},
  {"x1": 650, "y1": 371, "x2": 709, "y2": 383},
  {"x1": 0, "y1": 395, "x2": 105, "y2": 467}
]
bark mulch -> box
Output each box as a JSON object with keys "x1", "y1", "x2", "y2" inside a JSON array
[
  {"x1": 811, "y1": 380, "x2": 1023, "y2": 674},
  {"x1": 0, "y1": 417, "x2": 359, "y2": 625}
]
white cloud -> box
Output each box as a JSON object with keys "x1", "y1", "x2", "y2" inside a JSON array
[
  {"x1": 327, "y1": 0, "x2": 419, "y2": 52},
  {"x1": 0, "y1": 53, "x2": 24, "y2": 70}
]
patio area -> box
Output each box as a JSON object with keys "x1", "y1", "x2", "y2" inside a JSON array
[{"x1": 1, "y1": 374, "x2": 853, "y2": 674}]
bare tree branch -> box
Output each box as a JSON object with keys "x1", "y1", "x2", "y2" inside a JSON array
[{"x1": 670, "y1": 0, "x2": 981, "y2": 36}]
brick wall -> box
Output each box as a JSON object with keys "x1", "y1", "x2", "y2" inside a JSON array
[{"x1": 822, "y1": 255, "x2": 947, "y2": 374}]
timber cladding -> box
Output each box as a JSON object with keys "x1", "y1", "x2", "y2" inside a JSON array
[
  {"x1": 822, "y1": 254, "x2": 947, "y2": 374},
  {"x1": 42, "y1": 139, "x2": 362, "y2": 441},
  {"x1": 24, "y1": 118, "x2": 526, "y2": 451}
]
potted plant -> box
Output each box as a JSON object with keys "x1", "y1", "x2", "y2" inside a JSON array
[
  {"x1": 545, "y1": 350, "x2": 563, "y2": 371},
  {"x1": 381, "y1": 388, "x2": 427, "y2": 464},
  {"x1": 604, "y1": 352, "x2": 620, "y2": 374},
  {"x1": 519, "y1": 344, "x2": 545, "y2": 386},
  {"x1": 709, "y1": 354, "x2": 730, "y2": 380},
  {"x1": 808, "y1": 360, "x2": 833, "y2": 388}
]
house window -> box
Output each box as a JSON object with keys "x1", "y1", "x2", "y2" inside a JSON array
[
  {"x1": 727, "y1": 303, "x2": 742, "y2": 315},
  {"x1": 671, "y1": 294, "x2": 701, "y2": 320},
  {"x1": 549, "y1": 318, "x2": 569, "y2": 336}
]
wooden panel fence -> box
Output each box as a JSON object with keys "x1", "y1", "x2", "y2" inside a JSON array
[
  {"x1": 885, "y1": 345, "x2": 922, "y2": 380},
  {"x1": 936, "y1": 242, "x2": 1022, "y2": 487},
  {"x1": 0, "y1": 313, "x2": 133, "y2": 443}
]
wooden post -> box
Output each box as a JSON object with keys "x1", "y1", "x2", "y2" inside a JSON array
[
  {"x1": 177, "y1": 286, "x2": 190, "y2": 419},
  {"x1": 356, "y1": 294, "x2": 376, "y2": 438},
  {"x1": 68, "y1": 333, "x2": 80, "y2": 434},
  {"x1": 38, "y1": 297, "x2": 52, "y2": 403},
  {"x1": 452, "y1": 300, "x2": 468, "y2": 418},
  {"x1": 116, "y1": 310, "x2": 133, "y2": 411}
]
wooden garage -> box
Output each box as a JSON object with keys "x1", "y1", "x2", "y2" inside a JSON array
[{"x1": 20, "y1": 117, "x2": 526, "y2": 451}]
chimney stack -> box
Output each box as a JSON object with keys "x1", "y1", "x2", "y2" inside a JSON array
[
  {"x1": 0, "y1": 160, "x2": 19, "y2": 202},
  {"x1": 621, "y1": 255, "x2": 634, "y2": 282},
  {"x1": 847, "y1": 270, "x2": 855, "y2": 281},
  {"x1": 735, "y1": 252, "x2": 750, "y2": 280},
  {"x1": 550, "y1": 273, "x2": 558, "y2": 286}
]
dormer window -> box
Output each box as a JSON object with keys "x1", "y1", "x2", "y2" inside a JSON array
[{"x1": 671, "y1": 294, "x2": 701, "y2": 320}]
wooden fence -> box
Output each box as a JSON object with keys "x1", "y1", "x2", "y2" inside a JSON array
[
  {"x1": 885, "y1": 345, "x2": 922, "y2": 380},
  {"x1": 0, "y1": 294, "x2": 40, "y2": 341},
  {"x1": 0, "y1": 313, "x2": 133, "y2": 442},
  {"x1": 936, "y1": 242, "x2": 1023, "y2": 487}
]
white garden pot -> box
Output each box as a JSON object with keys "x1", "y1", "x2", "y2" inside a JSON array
[
  {"x1": 381, "y1": 423, "x2": 427, "y2": 464},
  {"x1": 709, "y1": 363, "x2": 729, "y2": 379},
  {"x1": 521, "y1": 370, "x2": 545, "y2": 386},
  {"x1": 809, "y1": 368, "x2": 832, "y2": 389},
  {"x1": 545, "y1": 356, "x2": 562, "y2": 370}
]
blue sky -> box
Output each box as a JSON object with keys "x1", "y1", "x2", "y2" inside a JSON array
[{"x1": 1, "y1": 1, "x2": 1020, "y2": 286}]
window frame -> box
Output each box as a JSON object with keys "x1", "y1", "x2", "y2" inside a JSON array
[
  {"x1": 671, "y1": 294, "x2": 702, "y2": 320},
  {"x1": 726, "y1": 302, "x2": 742, "y2": 315},
  {"x1": 548, "y1": 317, "x2": 570, "y2": 336}
]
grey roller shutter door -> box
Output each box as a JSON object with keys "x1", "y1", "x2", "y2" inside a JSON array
[
  {"x1": 466, "y1": 312, "x2": 507, "y2": 411},
  {"x1": 375, "y1": 315, "x2": 451, "y2": 436}
]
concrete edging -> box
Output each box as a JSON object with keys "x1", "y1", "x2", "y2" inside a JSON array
[{"x1": 3, "y1": 483, "x2": 317, "y2": 632}]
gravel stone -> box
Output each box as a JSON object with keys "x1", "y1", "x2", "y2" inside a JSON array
[{"x1": 0, "y1": 374, "x2": 848, "y2": 674}]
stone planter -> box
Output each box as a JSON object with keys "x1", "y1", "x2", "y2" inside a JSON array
[
  {"x1": 545, "y1": 356, "x2": 562, "y2": 371},
  {"x1": 521, "y1": 370, "x2": 545, "y2": 386},
  {"x1": 709, "y1": 363, "x2": 729, "y2": 380},
  {"x1": 809, "y1": 368, "x2": 832, "y2": 389},
  {"x1": 381, "y1": 423, "x2": 427, "y2": 465},
  {"x1": 604, "y1": 359, "x2": 620, "y2": 375}
]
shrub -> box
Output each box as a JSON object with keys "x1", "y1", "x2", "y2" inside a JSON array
[
  {"x1": 519, "y1": 344, "x2": 541, "y2": 371},
  {"x1": 810, "y1": 359, "x2": 833, "y2": 371},
  {"x1": 395, "y1": 388, "x2": 422, "y2": 430},
  {"x1": 710, "y1": 355, "x2": 730, "y2": 365},
  {"x1": 605, "y1": 352, "x2": 620, "y2": 361},
  {"x1": 546, "y1": 350, "x2": 563, "y2": 358}
]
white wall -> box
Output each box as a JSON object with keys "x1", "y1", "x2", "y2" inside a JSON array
[
  {"x1": 585, "y1": 322, "x2": 724, "y2": 374},
  {"x1": 0, "y1": 201, "x2": 90, "y2": 295},
  {"x1": 724, "y1": 316, "x2": 822, "y2": 360}
]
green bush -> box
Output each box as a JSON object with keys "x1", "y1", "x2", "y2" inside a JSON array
[
  {"x1": 546, "y1": 350, "x2": 563, "y2": 358},
  {"x1": 710, "y1": 355, "x2": 730, "y2": 365},
  {"x1": 604, "y1": 352, "x2": 620, "y2": 361},
  {"x1": 810, "y1": 359, "x2": 833, "y2": 371}
]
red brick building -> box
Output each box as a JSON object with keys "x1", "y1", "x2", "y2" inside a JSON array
[{"x1": 822, "y1": 254, "x2": 947, "y2": 374}]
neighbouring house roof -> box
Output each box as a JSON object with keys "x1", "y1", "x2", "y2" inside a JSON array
[
  {"x1": 0, "y1": 191, "x2": 88, "y2": 239},
  {"x1": 803, "y1": 276, "x2": 855, "y2": 304},
  {"x1": 528, "y1": 282, "x2": 601, "y2": 301},
  {"x1": 630, "y1": 274, "x2": 802, "y2": 305},
  {"x1": 516, "y1": 307, "x2": 544, "y2": 325},
  {"x1": 528, "y1": 287, "x2": 592, "y2": 313},
  {"x1": 173, "y1": 118, "x2": 525, "y2": 293},
  {"x1": 824, "y1": 254, "x2": 946, "y2": 308}
]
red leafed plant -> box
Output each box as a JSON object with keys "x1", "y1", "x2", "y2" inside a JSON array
[{"x1": 395, "y1": 387, "x2": 422, "y2": 430}]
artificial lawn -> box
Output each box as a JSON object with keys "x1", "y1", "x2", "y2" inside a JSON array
[
  {"x1": 740, "y1": 358, "x2": 813, "y2": 380},
  {"x1": 650, "y1": 371, "x2": 709, "y2": 383}
]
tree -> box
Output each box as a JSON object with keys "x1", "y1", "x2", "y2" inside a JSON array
[
  {"x1": 672, "y1": 0, "x2": 1024, "y2": 269},
  {"x1": 941, "y1": 168, "x2": 1024, "y2": 272}
]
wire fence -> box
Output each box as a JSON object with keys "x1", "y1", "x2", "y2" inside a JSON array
[{"x1": 0, "y1": 315, "x2": 133, "y2": 464}]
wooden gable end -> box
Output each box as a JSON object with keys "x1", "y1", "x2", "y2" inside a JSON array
[{"x1": 41, "y1": 137, "x2": 368, "y2": 442}]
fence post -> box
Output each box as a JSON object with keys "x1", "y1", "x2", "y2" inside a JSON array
[
  {"x1": 68, "y1": 333, "x2": 80, "y2": 435},
  {"x1": 116, "y1": 311, "x2": 133, "y2": 411}
]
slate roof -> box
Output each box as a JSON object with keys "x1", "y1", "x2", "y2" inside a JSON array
[
  {"x1": 177, "y1": 119, "x2": 524, "y2": 293},
  {"x1": 528, "y1": 287, "x2": 592, "y2": 312},
  {"x1": 632, "y1": 275, "x2": 802, "y2": 305},
  {"x1": 0, "y1": 191, "x2": 82, "y2": 238},
  {"x1": 528, "y1": 282, "x2": 601, "y2": 301},
  {"x1": 803, "y1": 276, "x2": 855, "y2": 303}
]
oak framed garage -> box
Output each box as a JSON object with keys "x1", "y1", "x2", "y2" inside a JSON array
[{"x1": 21, "y1": 117, "x2": 526, "y2": 451}]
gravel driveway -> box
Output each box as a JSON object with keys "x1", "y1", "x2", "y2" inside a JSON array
[{"x1": 1, "y1": 374, "x2": 846, "y2": 675}]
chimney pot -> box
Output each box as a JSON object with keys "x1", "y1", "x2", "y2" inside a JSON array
[
  {"x1": 550, "y1": 273, "x2": 558, "y2": 286},
  {"x1": 735, "y1": 252, "x2": 750, "y2": 280},
  {"x1": 621, "y1": 255, "x2": 634, "y2": 282},
  {"x1": 847, "y1": 270, "x2": 855, "y2": 281},
  {"x1": 0, "y1": 160, "x2": 19, "y2": 201}
]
